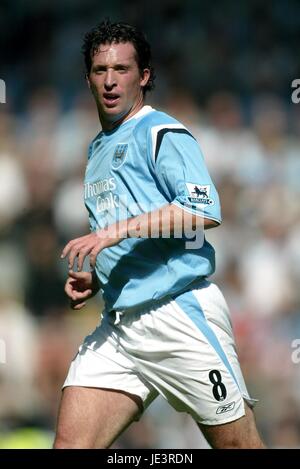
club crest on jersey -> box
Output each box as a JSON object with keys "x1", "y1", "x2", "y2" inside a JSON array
[
  {"x1": 185, "y1": 183, "x2": 214, "y2": 205},
  {"x1": 112, "y1": 143, "x2": 128, "y2": 169}
]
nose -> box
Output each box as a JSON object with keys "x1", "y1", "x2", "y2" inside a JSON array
[{"x1": 104, "y1": 69, "x2": 117, "y2": 89}]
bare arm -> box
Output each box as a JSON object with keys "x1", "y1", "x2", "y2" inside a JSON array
[
  {"x1": 125, "y1": 203, "x2": 218, "y2": 237},
  {"x1": 61, "y1": 203, "x2": 220, "y2": 271}
]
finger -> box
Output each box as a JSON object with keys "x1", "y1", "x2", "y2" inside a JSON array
[
  {"x1": 65, "y1": 289, "x2": 77, "y2": 302},
  {"x1": 68, "y1": 270, "x2": 89, "y2": 280},
  {"x1": 77, "y1": 246, "x2": 94, "y2": 272},
  {"x1": 89, "y1": 247, "x2": 101, "y2": 268},
  {"x1": 68, "y1": 244, "x2": 83, "y2": 270},
  {"x1": 68, "y1": 270, "x2": 93, "y2": 290},
  {"x1": 71, "y1": 289, "x2": 92, "y2": 300},
  {"x1": 71, "y1": 301, "x2": 86, "y2": 310},
  {"x1": 64, "y1": 279, "x2": 76, "y2": 299},
  {"x1": 61, "y1": 240, "x2": 76, "y2": 259},
  {"x1": 65, "y1": 277, "x2": 86, "y2": 301},
  {"x1": 61, "y1": 234, "x2": 91, "y2": 259}
]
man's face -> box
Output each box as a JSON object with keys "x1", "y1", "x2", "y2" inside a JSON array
[{"x1": 87, "y1": 41, "x2": 150, "y2": 129}]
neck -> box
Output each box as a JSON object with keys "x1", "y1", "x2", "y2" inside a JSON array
[{"x1": 99, "y1": 97, "x2": 145, "y2": 131}]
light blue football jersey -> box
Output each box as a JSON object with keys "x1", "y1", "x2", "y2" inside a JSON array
[{"x1": 84, "y1": 106, "x2": 221, "y2": 313}]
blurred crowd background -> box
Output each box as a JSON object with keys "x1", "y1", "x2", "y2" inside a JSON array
[{"x1": 1, "y1": 0, "x2": 300, "y2": 449}]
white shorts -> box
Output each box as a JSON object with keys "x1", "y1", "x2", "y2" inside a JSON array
[{"x1": 63, "y1": 280, "x2": 256, "y2": 425}]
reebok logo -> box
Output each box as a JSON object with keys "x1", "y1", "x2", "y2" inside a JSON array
[{"x1": 216, "y1": 401, "x2": 235, "y2": 414}]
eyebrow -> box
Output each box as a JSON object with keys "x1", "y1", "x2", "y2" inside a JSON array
[{"x1": 92, "y1": 62, "x2": 131, "y2": 69}]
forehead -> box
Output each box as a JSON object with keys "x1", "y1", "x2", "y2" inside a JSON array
[{"x1": 91, "y1": 42, "x2": 137, "y2": 65}]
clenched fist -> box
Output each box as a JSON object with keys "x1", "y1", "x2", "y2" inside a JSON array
[{"x1": 64, "y1": 270, "x2": 100, "y2": 310}]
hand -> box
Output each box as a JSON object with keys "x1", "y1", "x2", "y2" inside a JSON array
[
  {"x1": 61, "y1": 229, "x2": 122, "y2": 271},
  {"x1": 61, "y1": 232, "x2": 102, "y2": 271},
  {"x1": 64, "y1": 270, "x2": 99, "y2": 310}
]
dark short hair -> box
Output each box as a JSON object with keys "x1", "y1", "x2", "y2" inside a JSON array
[{"x1": 82, "y1": 19, "x2": 155, "y2": 95}]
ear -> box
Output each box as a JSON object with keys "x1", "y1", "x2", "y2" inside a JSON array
[
  {"x1": 86, "y1": 73, "x2": 91, "y2": 89},
  {"x1": 140, "y1": 69, "x2": 150, "y2": 88}
]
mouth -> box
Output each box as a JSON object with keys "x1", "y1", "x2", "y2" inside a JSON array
[{"x1": 103, "y1": 93, "x2": 120, "y2": 107}]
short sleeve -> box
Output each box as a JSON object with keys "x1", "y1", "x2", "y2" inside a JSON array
[{"x1": 150, "y1": 127, "x2": 221, "y2": 223}]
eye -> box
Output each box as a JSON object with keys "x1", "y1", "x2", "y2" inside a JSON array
[
  {"x1": 116, "y1": 66, "x2": 128, "y2": 73},
  {"x1": 93, "y1": 67, "x2": 106, "y2": 74}
]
